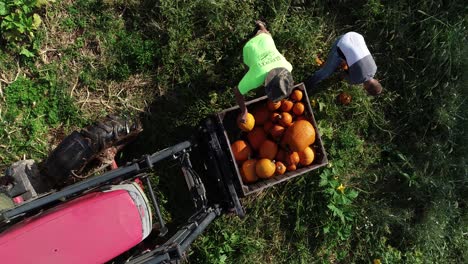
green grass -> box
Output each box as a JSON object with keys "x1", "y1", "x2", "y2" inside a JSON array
[
  {"x1": 0, "y1": 75, "x2": 81, "y2": 164},
  {"x1": 0, "y1": 0, "x2": 466, "y2": 263}
]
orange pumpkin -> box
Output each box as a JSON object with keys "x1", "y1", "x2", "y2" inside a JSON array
[
  {"x1": 292, "y1": 102, "x2": 305, "y2": 116},
  {"x1": 253, "y1": 106, "x2": 270, "y2": 125},
  {"x1": 282, "y1": 120, "x2": 316, "y2": 152},
  {"x1": 270, "y1": 112, "x2": 281, "y2": 123},
  {"x1": 286, "y1": 151, "x2": 300, "y2": 166},
  {"x1": 299, "y1": 146, "x2": 315, "y2": 166},
  {"x1": 337, "y1": 92, "x2": 352, "y2": 105},
  {"x1": 315, "y1": 57, "x2": 324, "y2": 66},
  {"x1": 279, "y1": 112, "x2": 293, "y2": 127},
  {"x1": 256, "y1": 159, "x2": 276, "y2": 179},
  {"x1": 270, "y1": 125, "x2": 285, "y2": 140},
  {"x1": 291, "y1": 90, "x2": 303, "y2": 102},
  {"x1": 259, "y1": 140, "x2": 278, "y2": 160},
  {"x1": 231, "y1": 140, "x2": 251, "y2": 162},
  {"x1": 241, "y1": 159, "x2": 258, "y2": 183},
  {"x1": 237, "y1": 113, "x2": 255, "y2": 132},
  {"x1": 281, "y1": 100, "x2": 294, "y2": 112},
  {"x1": 267, "y1": 100, "x2": 281, "y2": 111},
  {"x1": 286, "y1": 164, "x2": 297, "y2": 172},
  {"x1": 247, "y1": 127, "x2": 267, "y2": 150},
  {"x1": 263, "y1": 121, "x2": 274, "y2": 133},
  {"x1": 275, "y1": 161, "x2": 286, "y2": 175}
]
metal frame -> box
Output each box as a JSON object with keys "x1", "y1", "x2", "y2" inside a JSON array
[{"x1": 127, "y1": 207, "x2": 221, "y2": 264}]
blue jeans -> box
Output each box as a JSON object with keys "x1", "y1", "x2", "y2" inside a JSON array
[{"x1": 305, "y1": 36, "x2": 343, "y2": 91}]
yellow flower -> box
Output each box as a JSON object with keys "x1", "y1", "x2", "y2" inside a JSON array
[
  {"x1": 311, "y1": 99, "x2": 317, "y2": 108},
  {"x1": 337, "y1": 184, "x2": 345, "y2": 194},
  {"x1": 373, "y1": 259, "x2": 381, "y2": 264}
]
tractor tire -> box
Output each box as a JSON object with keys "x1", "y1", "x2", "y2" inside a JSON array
[{"x1": 42, "y1": 115, "x2": 142, "y2": 187}]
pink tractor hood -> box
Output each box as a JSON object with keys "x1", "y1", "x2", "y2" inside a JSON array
[{"x1": 0, "y1": 183, "x2": 152, "y2": 264}]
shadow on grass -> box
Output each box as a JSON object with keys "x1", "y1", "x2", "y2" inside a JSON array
[{"x1": 115, "y1": 68, "x2": 236, "y2": 238}]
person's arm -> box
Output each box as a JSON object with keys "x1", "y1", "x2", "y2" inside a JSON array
[
  {"x1": 234, "y1": 86, "x2": 248, "y2": 123},
  {"x1": 305, "y1": 55, "x2": 342, "y2": 91},
  {"x1": 235, "y1": 20, "x2": 267, "y2": 123},
  {"x1": 304, "y1": 39, "x2": 343, "y2": 92}
]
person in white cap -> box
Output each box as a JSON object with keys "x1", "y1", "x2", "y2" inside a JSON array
[{"x1": 305, "y1": 32, "x2": 382, "y2": 96}]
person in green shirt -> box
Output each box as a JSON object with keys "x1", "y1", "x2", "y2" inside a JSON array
[{"x1": 235, "y1": 21, "x2": 294, "y2": 123}]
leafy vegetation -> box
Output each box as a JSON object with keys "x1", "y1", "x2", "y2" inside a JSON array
[
  {"x1": 0, "y1": 0, "x2": 466, "y2": 263},
  {"x1": 0, "y1": 75, "x2": 80, "y2": 163},
  {"x1": 0, "y1": 0, "x2": 53, "y2": 56}
]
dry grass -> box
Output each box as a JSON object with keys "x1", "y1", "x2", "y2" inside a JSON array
[
  {"x1": 36, "y1": 0, "x2": 154, "y2": 119},
  {"x1": 72, "y1": 74, "x2": 156, "y2": 118}
]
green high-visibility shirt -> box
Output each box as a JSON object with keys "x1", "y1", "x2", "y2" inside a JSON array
[{"x1": 238, "y1": 33, "x2": 292, "y2": 95}]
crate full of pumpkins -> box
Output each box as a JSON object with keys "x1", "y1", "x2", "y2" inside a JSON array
[{"x1": 217, "y1": 83, "x2": 328, "y2": 196}]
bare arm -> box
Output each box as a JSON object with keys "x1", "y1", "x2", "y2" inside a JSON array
[{"x1": 234, "y1": 87, "x2": 248, "y2": 123}]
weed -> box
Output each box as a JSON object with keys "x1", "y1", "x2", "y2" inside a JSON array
[
  {"x1": 0, "y1": 0, "x2": 53, "y2": 56},
  {"x1": 0, "y1": 76, "x2": 82, "y2": 166}
]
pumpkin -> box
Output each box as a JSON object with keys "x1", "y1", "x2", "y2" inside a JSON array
[
  {"x1": 263, "y1": 121, "x2": 274, "y2": 133},
  {"x1": 253, "y1": 106, "x2": 269, "y2": 125},
  {"x1": 237, "y1": 113, "x2": 255, "y2": 132},
  {"x1": 279, "y1": 112, "x2": 293, "y2": 127},
  {"x1": 286, "y1": 151, "x2": 300, "y2": 166},
  {"x1": 337, "y1": 92, "x2": 352, "y2": 105},
  {"x1": 241, "y1": 159, "x2": 258, "y2": 183},
  {"x1": 270, "y1": 125, "x2": 285, "y2": 140},
  {"x1": 286, "y1": 164, "x2": 297, "y2": 171},
  {"x1": 275, "y1": 161, "x2": 286, "y2": 175},
  {"x1": 256, "y1": 158, "x2": 276, "y2": 179},
  {"x1": 291, "y1": 90, "x2": 303, "y2": 102},
  {"x1": 298, "y1": 146, "x2": 315, "y2": 166},
  {"x1": 267, "y1": 100, "x2": 281, "y2": 111},
  {"x1": 259, "y1": 140, "x2": 278, "y2": 160},
  {"x1": 270, "y1": 112, "x2": 281, "y2": 123},
  {"x1": 315, "y1": 57, "x2": 324, "y2": 66},
  {"x1": 292, "y1": 102, "x2": 305, "y2": 116},
  {"x1": 281, "y1": 100, "x2": 294, "y2": 112},
  {"x1": 231, "y1": 140, "x2": 251, "y2": 162},
  {"x1": 247, "y1": 127, "x2": 267, "y2": 150},
  {"x1": 281, "y1": 120, "x2": 316, "y2": 152}
]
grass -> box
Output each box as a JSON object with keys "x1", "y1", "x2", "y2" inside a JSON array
[{"x1": 0, "y1": 0, "x2": 466, "y2": 263}]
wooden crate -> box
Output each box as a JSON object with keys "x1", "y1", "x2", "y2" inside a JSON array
[{"x1": 215, "y1": 83, "x2": 328, "y2": 197}]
